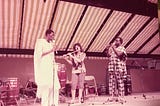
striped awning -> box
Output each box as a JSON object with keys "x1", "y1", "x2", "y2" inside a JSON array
[{"x1": 0, "y1": 0, "x2": 159, "y2": 59}]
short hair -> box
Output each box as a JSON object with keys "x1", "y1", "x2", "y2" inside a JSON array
[
  {"x1": 116, "y1": 37, "x2": 123, "y2": 44},
  {"x1": 45, "y1": 29, "x2": 54, "y2": 36},
  {"x1": 73, "y1": 43, "x2": 83, "y2": 52}
]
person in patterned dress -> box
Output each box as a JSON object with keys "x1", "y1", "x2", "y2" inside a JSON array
[{"x1": 106, "y1": 37, "x2": 127, "y2": 102}]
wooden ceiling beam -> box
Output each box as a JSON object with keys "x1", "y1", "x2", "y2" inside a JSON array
[
  {"x1": 65, "y1": 5, "x2": 88, "y2": 51},
  {"x1": 0, "y1": 48, "x2": 159, "y2": 59},
  {"x1": 85, "y1": 10, "x2": 113, "y2": 52},
  {"x1": 60, "y1": 0, "x2": 158, "y2": 17}
]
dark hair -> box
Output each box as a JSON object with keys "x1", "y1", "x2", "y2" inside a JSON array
[
  {"x1": 73, "y1": 43, "x2": 83, "y2": 52},
  {"x1": 72, "y1": 43, "x2": 83, "y2": 69},
  {"x1": 116, "y1": 37, "x2": 123, "y2": 44},
  {"x1": 45, "y1": 29, "x2": 54, "y2": 36}
]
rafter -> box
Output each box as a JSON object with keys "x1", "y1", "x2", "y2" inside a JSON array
[
  {"x1": 49, "y1": 0, "x2": 59, "y2": 28},
  {"x1": 19, "y1": 0, "x2": 25, "y2": 49},
  {"x1": 65, "y1": 5, "x2": 88, "y2": 51},
  {"x1": 134, "y1": 29, "x2": 159, "y2": 54},
  {"x1": 125, "y1": 17, "x2": 153, "y2": 48},
  {"x1": 109, "y1": 14, "x2": 135, "y2": 45},
  {"x1": 148, "y1": 43, "x2": 160, "y2": 54},
  {"x1": 85, "y1": 10, "x2": 113, "y2": 52},
  {"x1": 60, "y1": 0, "x2": 158, "y2": 17},
  {"x1": 0, "y1": 48, "x2": 159, "y2": 59}
]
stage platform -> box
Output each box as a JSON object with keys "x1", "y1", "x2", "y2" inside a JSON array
[{"x1": 19, "y1": 92, "x2": 160, "y2": 106}]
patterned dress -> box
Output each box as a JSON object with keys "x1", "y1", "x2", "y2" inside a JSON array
[{"x1": 108, "y1": 46, "x2": 127, "y2": 97}]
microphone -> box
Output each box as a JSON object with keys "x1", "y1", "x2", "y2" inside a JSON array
[
  {"x1": 55, "y1": 50, "x2": 58, "y2": 54},
  {"x1": 51, "y1": 39, "x2": 58, "y2": 54}
]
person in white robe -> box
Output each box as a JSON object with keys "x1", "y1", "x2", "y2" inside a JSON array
[{"x1": 34, "y1": 29, "x2": 60, "y2": 106}]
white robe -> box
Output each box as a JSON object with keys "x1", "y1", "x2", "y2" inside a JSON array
[{"x1": 34, "y1": 38, "x2": 60, "y2": 98}]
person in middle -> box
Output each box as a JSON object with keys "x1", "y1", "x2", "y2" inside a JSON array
[{"x1": 63, "y1": 43, "x2": 86, "y2": 104}]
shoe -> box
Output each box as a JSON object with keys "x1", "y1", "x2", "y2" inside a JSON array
[
  {"x1": 81, "y1": 97, "x2": 84, "y2": 103},
  {"x1": 78, "y1": 98, "x2": 84, "y2": 103},
  {"x1": 70, "y1": 99, "x2": 75, "y2": 104},
  {"x1": 118, "y1": 97, "x2": 126, "y2": 103},
  {"x1": 109, "y1": 97, "x2": 117, "y2": 102}
]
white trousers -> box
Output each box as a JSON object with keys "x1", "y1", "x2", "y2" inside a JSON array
[
  {"x1": 53, "y1": 88, "x2": 59, "y2": 106},
  {"x1": 37, "y1": 85, "x2": 59, "y2": 106}
]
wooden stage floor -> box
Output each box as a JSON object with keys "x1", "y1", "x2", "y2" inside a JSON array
[{"x1": 17, "y1": 92, "x2": 160, "y2": 106}]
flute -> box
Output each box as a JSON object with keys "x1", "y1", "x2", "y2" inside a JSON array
[{"x1": 63, "y1": 51, "x2": 77, "y2": 57}]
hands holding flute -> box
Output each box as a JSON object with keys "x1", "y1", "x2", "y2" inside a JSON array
[{"x1": 63, "y1": 51, "x2": 76, "y2": 59}]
